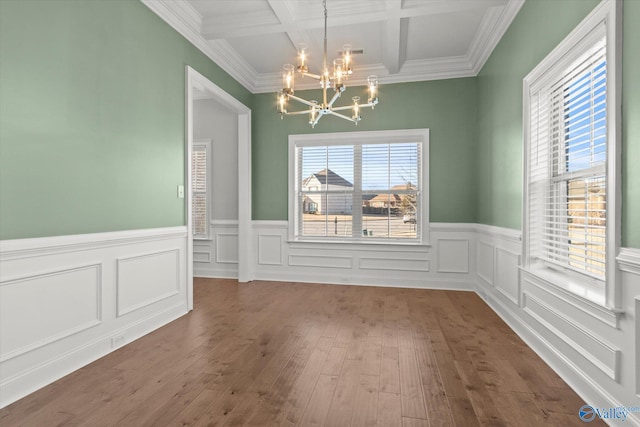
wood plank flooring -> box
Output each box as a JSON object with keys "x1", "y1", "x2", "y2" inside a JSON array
[{"x1": 0, "y1": 278, "x2": 604, "y2": 426}]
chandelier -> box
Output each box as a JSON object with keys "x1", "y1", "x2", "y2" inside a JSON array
[{"x1": 276, "y1": 0, "x2": 379, "y2": 128}]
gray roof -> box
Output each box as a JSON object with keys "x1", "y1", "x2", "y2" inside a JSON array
[{"x1": 303, "y1": 169, "x2": 353, "y2": 187}]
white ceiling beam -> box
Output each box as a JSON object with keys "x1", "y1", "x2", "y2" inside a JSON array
[
  {"x1": 381, "y1": 0, "x2": 405, "y2": 75},
  {"x1": 266, "y1": 0, "x2": 314, "y2": 51},
  {"x1": 401, "y1": 0, "x2": 508, "y2": 17},
  {"x1": 382, "y1": 18, "x2": 402, "y2": 74}
]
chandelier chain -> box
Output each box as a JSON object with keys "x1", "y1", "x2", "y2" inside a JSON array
[{"x1": 323, "y1": 0, "x2": 328, "y2": 74}]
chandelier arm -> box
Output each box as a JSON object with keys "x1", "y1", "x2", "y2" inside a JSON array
[
  {"x1": 282, "y1": 109, "x2": 314, "y2": 116},
  {"x1": 328, "y1": 110, "x2": 358, "y2": 124},
  {"x1": 310, "y1": 111, "x2": 324, "y2": 128},
  {"x1": 357, "y1": 100, "x2": 380, "y2": 108},
  {"x1": 329, "y1": 105, "x2": 358, "y2": 112},
  {"x1": 300, "y1": 72, "x2": 323, "y2": 80},
  {"x1": 327, "y1": 90, "x2": 343, "y2": 108},
  {"x1": 288, "y1": 94, "x2": 320, "y2": 108},
  {"x1": 330, "y1": 99, "x2": 378, "y2": 112}
]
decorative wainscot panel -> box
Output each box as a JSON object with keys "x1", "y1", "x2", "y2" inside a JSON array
[
  {"x1": 475, "y1": 224, "x2": 521, "y2": 308},
  {"x1": 0, "y1": 264, "x2": 103, "y2": 362},
  {"x1": 193, "y1": 221, "x2": 238, "y2": 279},
  {"x1": 0, "y1": 227, "x2": 189, "y2": 408},
  {"x1": 116, "y1": 249, "x2": 181, "y2": 317},
  {"x1": 252, "y1": 221, "x2": 475, "y2": 291}
]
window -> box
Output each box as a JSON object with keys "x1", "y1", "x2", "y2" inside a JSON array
[
  {"x1": 192, "y1": 140, "x2": 211, "y2": 239},
  {"x1": 289, "y1": 129, "x2": 429, "y2": 244},
  {"x1": 523, "y1": 0, "x2": 620, "y2": 306}
]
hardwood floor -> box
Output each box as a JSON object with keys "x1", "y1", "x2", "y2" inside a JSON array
[{"x1": 0, "y1": 278, "x2": 604, "y2": 426}]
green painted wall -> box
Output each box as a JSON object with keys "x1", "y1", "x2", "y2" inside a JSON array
[
  {"x1": 252, "y1": 78, "x2": 479, "y2": 222},
  {"x1": 3, "y1": 0, "x2": 637, "y2": 247},
  {"x1": 0, "y1": 0, "x2": 251, "y2": 240},
  {"x1": 622, "y1": 0, "x2": 640, "y2": 248},
  {"x1": 477, "y1": 0, "x2": 640, "y2": 248}
]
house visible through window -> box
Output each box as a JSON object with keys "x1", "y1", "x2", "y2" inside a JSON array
[{"x1": 289, "y1": 129, "x2": 429, "y2": 243}]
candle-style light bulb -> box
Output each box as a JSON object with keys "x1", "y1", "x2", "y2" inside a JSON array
[
  {"x1": 297, "y1": 43, "x2": 308, "y2": 73},
  {"x1": 333, "y1": 59, "x2": 344, "y2": 89},
  {"x1": 277, "y1": 91, "x2": 287, "y2": 114},
  {"x1": 320, "y1": 68, "x2": 330, "y2": 89},
  {"x1": 342, "y1": 44, "x2": 353, "y2": 75},
  {"x1": 367, "y1": 75, "x2": 378, "y2": 104},
  {"x1": 352, "y1": 96, "x2": 361, "y2": 122},
  {"x1": 309, "y1": 100, "x2": 319, "y2": 126},
  {"x1": 283, "y1": 64, "x2": 295, "y2": 94}
]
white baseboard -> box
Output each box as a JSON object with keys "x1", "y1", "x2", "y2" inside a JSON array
[
  {"x1": 1, "y1": 302, "x2": 186, "y2": 409},
  {"x1": 253, "y1": 269, "x2": 475, "y2": 291},
  {"x1": 194, "y1": 271, "x2": 238, "y2": 280}
]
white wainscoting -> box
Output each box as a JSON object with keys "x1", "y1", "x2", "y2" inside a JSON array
[
  {"x1": 476, "y1": 225, "x2": 640, "y2": 426},
  {"x1": 193, "y1": 220, "x2": 238, "y2": 279},
  {"x1": 0, "y1": 227, "x2": 189, "y2": 408},
  {"x1": 251, "y1": 221, "x2": 476, "y2": 290},
  {"x1": 637, "y1": 296, "x2": 640, "y2": 399},
  {"x1": 116, "y1": 249, "x2": 181, "y2": 317}
]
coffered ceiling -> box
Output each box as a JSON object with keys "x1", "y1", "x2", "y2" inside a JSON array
[{"x1": 142, "y1": 0, "x2": 525, "y2": 93}]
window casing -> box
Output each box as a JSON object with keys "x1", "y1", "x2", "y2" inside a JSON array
[
  {"x1": 288, "y1": 129, "x2": 429, "y2": 244},
  {"x1": 523, "y1": 0, "x2": 621, "y2": 308}
]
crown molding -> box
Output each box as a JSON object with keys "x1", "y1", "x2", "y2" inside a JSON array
[
  {"x1": 140, "y1": 0, "x2": 258, "y2": 93},
  {"x1": 206, "y1": 40, "x2": 260, "y2": 92},
  {"x1": 468, "y1": 0, "x2": 526, "y2": 74}
]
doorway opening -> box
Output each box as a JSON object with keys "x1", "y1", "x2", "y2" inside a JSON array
[{"x1": 185, "y1": 66, "x2": 252, "y2": 309}]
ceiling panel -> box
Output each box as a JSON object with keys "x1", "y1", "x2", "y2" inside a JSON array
[
  {"x1": 303, "y1": 23, "x2": 385, "y2": 73},
  {"x1": 227, "y1": 33, "x2": 294, "y2": 74},
  {"x1": 406, "y1": 10, "x2": 486, "y2": 60}
]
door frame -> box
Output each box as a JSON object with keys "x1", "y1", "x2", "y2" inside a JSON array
[{"x1": 185, "y1": 66, "x2": 253, "y2": 309}]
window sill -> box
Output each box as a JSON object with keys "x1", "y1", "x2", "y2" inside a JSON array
[
  {"x1": 521, "y1": 264, "x2": 623, "y2": 328},
  {"x1": 288, "y1": 238, "x2": 431, "y2": 250}
]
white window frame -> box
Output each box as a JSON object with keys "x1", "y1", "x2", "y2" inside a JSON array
[
  {"x1": 288, "y1": 129, "x2": 430, "y2": 245},
  {"x1": 522, "y1": 0, "x2": 621, "y2": 309},
  {"x1": 192, "y1": 139, "x2": 212, "y2": 240}
]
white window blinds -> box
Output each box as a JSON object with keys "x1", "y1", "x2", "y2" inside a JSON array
[
  {"x1": 192, "y1": 143, "x2": 208, "y2": 239},
  {"x1": 527, "y1": 32, "x2": 607, "y2": 280},
  {"x1": 294, "y1": 140, "x2": 422, "y2": 241}
]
